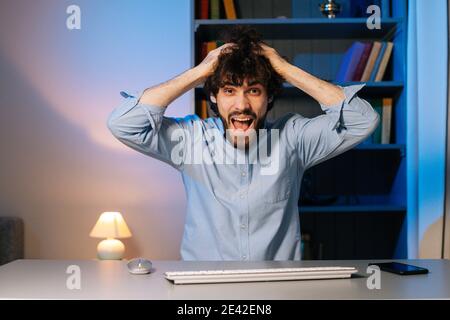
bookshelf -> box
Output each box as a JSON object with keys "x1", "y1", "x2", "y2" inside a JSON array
[
  {"x1": 195, "y1": 17, "x2": 401, "y2": 39},
  {"x1": 192, "y1": 0, "x2": 408, "y2": 260}
]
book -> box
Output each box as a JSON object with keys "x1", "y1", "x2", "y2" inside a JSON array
[
  {"x1": 210, "y1": 0, "x2": 220, "y2": 19},
  {"x1": 369, "y1": 42, "x2": 387, "y2": 81},
  {"x1": 223, "y1": 0, "x2": 237, "y2": 19},
  {"x1": 199, "y1": 42, "x2": 207, "y2": 63},
  {"x1": 352, "y1": 42, "x2": 373, "y2": 81},
  {"x1": 198, "y1": 0, "x2": 209, "y2": 19},
  {"x1": 360, "y1": 42, "x2": 382, "y2": 82},
  {"x1": 198, "y1": 41, "x2": 219, "y2": 64},
  {"x1": 336, "y1": 42, "x2": 366, "y2": 82},
  {"x1": 371, "y1": 99, "x2": 383, "y2": 144},
  {"x1": 381, "y1": 98, "x2": 393, "y2": 144},
  {"x1": 374, "y1": 42, "x2": 394, "y2": 81},
  {"x1": 206, "y1": 41, "x2": 217, "y2": 53},
  {"x1": 196, "y1": 99, "x2": 208, "y2": 119}
]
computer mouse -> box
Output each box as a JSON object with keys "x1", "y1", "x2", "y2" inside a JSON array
[{"x1": 127, "y1": 258, "x2": 153, "y2": 274}]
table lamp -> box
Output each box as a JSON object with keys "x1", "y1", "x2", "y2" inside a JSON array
[{"x1": 89, "y1": 211, "x2": 132, "y2": 260}]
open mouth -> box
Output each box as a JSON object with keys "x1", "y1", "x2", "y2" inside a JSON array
[{"x1": 230, "y1": 115, "x2": 255, "y2": 132}]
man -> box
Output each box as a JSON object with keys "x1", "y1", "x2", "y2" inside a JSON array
[{"x1": 108, "y1": 27, "x2": 379, "y2": 260}]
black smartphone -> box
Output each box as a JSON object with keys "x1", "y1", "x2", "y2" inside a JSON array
[{"x1": 368, "y1": 262, "x2": 429, "y2": 275}]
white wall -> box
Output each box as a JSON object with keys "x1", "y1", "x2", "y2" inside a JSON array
[{"x1": 0, "y1": 0, "x2": 192, "y2": 259}]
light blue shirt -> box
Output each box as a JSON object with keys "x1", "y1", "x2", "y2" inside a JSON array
[{"x1": 107, "y1": 84, "x2": 379, "y2": 260}]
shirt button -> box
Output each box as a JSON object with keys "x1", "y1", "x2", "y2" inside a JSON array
[
  {"x1": 120, "y1": 91, "x2": 131, "y2": 98},
  {"x1": 241, "y1": 255, "x2": 247, "y2": 260},
  {"x1": 239, "y1": 193, "x2": 245, "y2": 199},
  {"x1": 241, "y1": 172, "x2": 246, "y2": 177},
  {"x1": 240, "y1": 224, "x2": 247, "y2": 229}
]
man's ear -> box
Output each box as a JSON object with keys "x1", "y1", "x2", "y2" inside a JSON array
[
  {"x1": 210, "y1": 95, "x2": 217, "y2": 103},
  {"x1": 268, "y1": 96, "x2": 273, "y2": 103}
]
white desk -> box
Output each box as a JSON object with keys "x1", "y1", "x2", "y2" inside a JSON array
[{"x1": 0, "y1": 259, "x2": 449, "y2": 299}]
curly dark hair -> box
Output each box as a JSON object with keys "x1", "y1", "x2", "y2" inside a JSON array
[{"x1": 203, "y1": 25, "x2": 284, "y2": 116}]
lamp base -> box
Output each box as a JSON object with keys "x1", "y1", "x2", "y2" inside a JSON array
[{"x1": 97, "y1": 238, "x2": 125, "y2": 260}]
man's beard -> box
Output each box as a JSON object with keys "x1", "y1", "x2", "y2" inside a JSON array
[{"x1": 219, "y1": 110, "x2": 267, "y2": 149}]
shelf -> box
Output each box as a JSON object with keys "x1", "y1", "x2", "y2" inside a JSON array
[
  {"x1": 195, "y1": 18, "x2": 402, "y2": 40},
  {"x1": 195, "y1": 81, "x2": 404, "y2": 99},
  {"x1": 299, "y1": 205, "x2": 406, "y2": 213},
  {"x1": 352, "y1": 144, "x2": 405, "y2": 157},
  {"x1": 281, "y1": 81, "x2": 404, "y2": 98},
  {"x1": 354, "y1": 143, "x2": 404, "y2": 151}
]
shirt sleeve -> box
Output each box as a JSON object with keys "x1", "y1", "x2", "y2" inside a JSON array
[
  {"x1": 107, "y1": 90, "x2": 191, "y2": 170},
  {"x1": 289, "y1": 84, "x2": 380, "y2": 170}
]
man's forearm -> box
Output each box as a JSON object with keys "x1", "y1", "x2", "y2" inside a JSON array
[
  {"x1": 138, "y1": 66, "x2": 208, "y2": 108},
  {"x1": 277, "y1": 60, "x2": 345, "y2": 107}
]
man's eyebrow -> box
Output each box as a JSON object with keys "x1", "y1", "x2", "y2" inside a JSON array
[
  {"x1": 222, "y1": 81, "x2": 238, "y2": 87},
  {"x1": 247, "y1": 80, "x2": 263, "y2": 86},
  {"x1": 222, "y1": 80, "x2": 263, "y2": 87}
]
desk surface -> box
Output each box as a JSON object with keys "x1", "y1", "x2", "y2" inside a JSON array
[{"x1": 0, "y1": 259, "x2": 449, "y2": 299}]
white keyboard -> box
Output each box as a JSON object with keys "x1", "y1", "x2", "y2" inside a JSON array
[{"x1": 165, "y1": 266, "x2": 358, "y2": 284}]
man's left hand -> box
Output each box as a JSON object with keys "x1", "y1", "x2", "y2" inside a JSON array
[{"x1": 258, "y1": 42, "x2": 288, "y2": 76}]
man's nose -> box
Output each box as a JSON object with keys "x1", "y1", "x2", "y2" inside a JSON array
[{"x1": 234, "y1": 92, "x2": 250, "y2": 110}]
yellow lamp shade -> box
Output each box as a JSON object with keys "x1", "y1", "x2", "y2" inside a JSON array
[{"x1": 89, "y1": 212, "x2": 132, "y2": 239}]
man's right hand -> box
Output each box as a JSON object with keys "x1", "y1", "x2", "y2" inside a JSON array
[
  {"x1": 138, "y1": 43, "x2": 236, "y2": 108},
  {"x1": 197, "y1": 43, "x2": 237, "y2": 79}
]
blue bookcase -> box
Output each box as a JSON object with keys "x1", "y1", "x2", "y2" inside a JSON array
[{"x1": 193, "y1": 0, "x2": 408, "y2": 259}]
